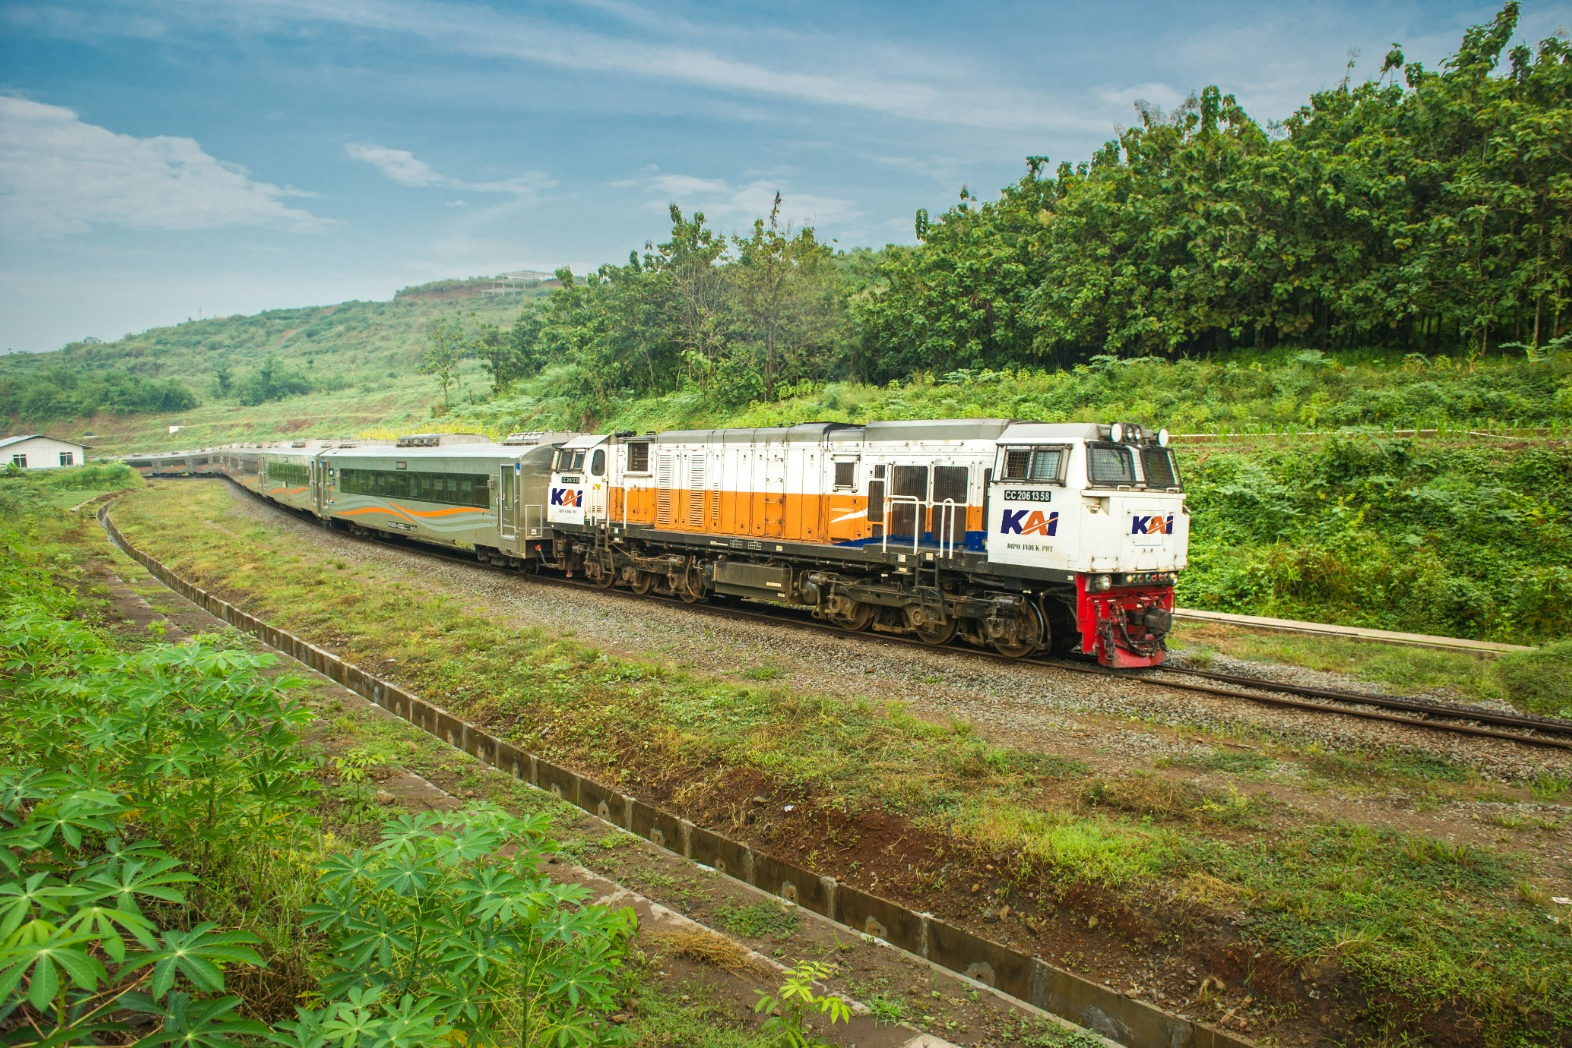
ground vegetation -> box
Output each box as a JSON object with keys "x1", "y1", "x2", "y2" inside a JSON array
[{"x1": 107, "y1": 480, "x2": 1572, "y2": 1044}]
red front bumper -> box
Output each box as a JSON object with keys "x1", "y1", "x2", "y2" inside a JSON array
[{"x1": 1075, "y1": 575, "x2": 1174, "y2": 668}]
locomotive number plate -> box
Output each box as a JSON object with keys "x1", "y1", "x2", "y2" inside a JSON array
[{"x1": 1003, "y1": 490, "x2": 1052, "y2": 503}]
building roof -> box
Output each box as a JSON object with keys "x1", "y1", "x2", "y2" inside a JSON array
[{"x1": 0, "y1": 434, "x2": 91, "y2": 451}]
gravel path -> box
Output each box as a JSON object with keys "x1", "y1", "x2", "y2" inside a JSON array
[{"x1": 208, "y1": 485, "x2": 1572, "y2": 796}]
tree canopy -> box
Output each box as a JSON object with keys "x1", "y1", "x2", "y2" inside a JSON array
[{"x1": 483, "y1": 4, "x2": 1568, "y2": 412}]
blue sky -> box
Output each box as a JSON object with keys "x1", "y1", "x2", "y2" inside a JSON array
[{"x1": 2, "y1": 0, "x2": 1567, "y2": 354}]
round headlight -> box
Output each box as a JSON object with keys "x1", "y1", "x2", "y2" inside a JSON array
[
  {"x1": 1157, "y1": 428, "x2": 1170, "y2": 447},
  {"x1": 1109, "y1": 422, "x2": 1124, "y2": 443},
  {"x1": 1093, "y1": 573, "x2": 1113, "y2": 592}
]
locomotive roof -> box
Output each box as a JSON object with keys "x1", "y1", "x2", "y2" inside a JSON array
[
  {"x1": 318, "y1": 442, "x2": 553, "y2": 463},
  {"x1": 653, "y1": 419, "x2": 1018, "y2": 444},
  {"x1": 998, "y1": 422, "x2": 1106, "y2": 442}
]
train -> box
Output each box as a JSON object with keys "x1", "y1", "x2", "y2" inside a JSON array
[{"x1": 128, "y1": 418, "x2": 1188, "y2": 667}]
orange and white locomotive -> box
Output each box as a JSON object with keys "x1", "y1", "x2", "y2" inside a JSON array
[{"x1": 545, "y1": 419, "x2": 1186, "y2": 666}]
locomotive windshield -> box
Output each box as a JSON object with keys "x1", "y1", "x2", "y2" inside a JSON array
[
  {"x1": 1140, "y1": 447, "x2": 1181, "y2": 489},
  {"x1": 1087, "y1": 444, "x2": 1136, "y2": 486}
]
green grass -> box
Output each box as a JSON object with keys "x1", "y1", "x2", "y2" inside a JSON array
[
  {"x1": 1169, "y1": 621, "x2": 1572, "y2": 717},
  {"x1": 106, "y1": 479, "x2": 1572, "y2": 1038},
  {"x1": 715, "y1": 901, "x2": 800, "y2": 940},
  {"x1": 1493, "y1": 641, "x2": 1572, "y2": 718}
]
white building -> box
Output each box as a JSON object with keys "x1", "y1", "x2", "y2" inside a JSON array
[{"x1": 0, "y1": 434, "x2": 92, "y2": 470}]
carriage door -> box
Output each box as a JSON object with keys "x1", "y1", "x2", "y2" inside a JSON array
[{"x1": 498, "y1": 464, "x2": 518, "y2": 541}]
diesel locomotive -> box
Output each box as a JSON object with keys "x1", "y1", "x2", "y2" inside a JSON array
[{"x1": 134, "y1": 418, "x2": 1187, "y2": 667}]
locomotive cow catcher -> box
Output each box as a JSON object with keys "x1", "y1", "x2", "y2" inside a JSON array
[{"x1": 135, "y1": 418, "x2": 1187, "y2": 667}]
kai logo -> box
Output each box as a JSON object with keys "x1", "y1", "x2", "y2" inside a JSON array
[
  {"x1": 1001, "y1": 509, "x2": 1059, "y2": 536},
  {"x1": 1131, "y1": 514, "x2": 1175, "y2": 536},
  {"x1": 550, "y1": 487, "x2": 582, "y2": 508}
]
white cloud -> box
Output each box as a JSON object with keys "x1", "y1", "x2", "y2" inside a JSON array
[
  {"x1": 128, "y1": 0, "x2": 1103, "y2": 135},
  {"x1": 622, "y1": 169, "x2": 859, "y2": 230},
  {"x1": 345, "y1": 142, "x2": 554, "y2": 196},
  {"x1": 0, "y1": 95, "x2": 326, "y2": 238}
]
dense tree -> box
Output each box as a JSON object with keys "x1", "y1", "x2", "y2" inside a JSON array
[
  {"x1": 0, "y1": 367, "x2": 197, "y2": 422},
  {"x1": 235, "y1": 356, "x2": 311, "y2": 406},
  {"x1": 856, "y1": 4, "x2": 1569, "y2": 367}
]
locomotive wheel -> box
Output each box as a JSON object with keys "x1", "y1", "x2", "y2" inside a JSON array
[
  {"x1": 594, "y1": 561, "x2": 617, "y2": 588},
  {"x1": 631, "y1": 572, "x2": 655, "y2": 595},
  {"x1": 831, "y1": 602, "x2": 876, "y2": 632},
  {"x1": 913, "y1": 616, "x2": 958, "y2": 646},
  {"x1": 992, "y1": 603, "x2": 1046, "y2": 658},
  {"x1": 911, "y1": 606, "x2": 955, "y2": 647}
]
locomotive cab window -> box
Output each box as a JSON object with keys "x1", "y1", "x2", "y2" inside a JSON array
[
  {"x1": 554, "y1": 449, "x2": 585, "y2": 473},
  {"x1": 1087, "y1": 444, "x2": 1137, "y2": 487},
  {"x1": 590, "y1": 449, "x2": 605, "y2": 477},
  {"x1": 1001, "y1": 446, "x2": 1067, "y2": 484}
]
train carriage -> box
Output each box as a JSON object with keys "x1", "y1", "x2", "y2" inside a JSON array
[
  {"x1": 315, "y1": 442, "x2": 561, "y2": 564},
  {"x1": 257, "y1": 443, "x2": 326, "y2": 514}
]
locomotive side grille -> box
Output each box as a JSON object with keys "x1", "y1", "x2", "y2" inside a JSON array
[
  {"x1": 687, "y1": 453, "x2": 706, "y2": 526},
  {"x1": 656, "y1": 451, "x2": 674, "y2": 524}
]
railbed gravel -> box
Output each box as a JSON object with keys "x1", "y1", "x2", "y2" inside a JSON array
[{"x1": 208, "y1": 485, "x2": 1572, "y2": 788}]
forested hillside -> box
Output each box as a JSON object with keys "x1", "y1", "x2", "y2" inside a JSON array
[{"x1": 0, "y1": 288, "x2": 537, "y2": 431}]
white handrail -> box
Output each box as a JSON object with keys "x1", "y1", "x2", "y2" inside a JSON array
[
  {"x1": 880, "y1": 495, "x2": 923, "y2": 554},
  {"x1": 935, "y1": 498, "x2": 959, "y2": 557},
  {"x1": 880, "y1": 496, "x2": 962, "y2": 557}
]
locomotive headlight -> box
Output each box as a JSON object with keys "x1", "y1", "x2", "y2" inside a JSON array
[
  {"x1": 1109, "y1": 422, "x2": 1124, "y2": 443},
  {"x1": 1093, "y1": 573, "x2": 1113, "y2": 592},
  {"x1": 1157, "y1": 428, "x2": 1170, "y2": 447}
]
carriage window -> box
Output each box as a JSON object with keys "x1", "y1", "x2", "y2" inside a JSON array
[
  {"x1": 590, "y1": 449, "x2": 605, "y2": 477},
  {"x1": 833, "y1": 461, "x2": 856, "y2": 489},
  {"x1": 339, "y1": 468, "x2": 489, "y2": 508},
  {"x1": 627, "y1": 442, "x2": 650, "y2": 472},
  {"x1": 1087, "y1": 444, "x2": 1137, "y2": 486}
]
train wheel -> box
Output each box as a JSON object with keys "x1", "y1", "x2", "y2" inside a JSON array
[
  {"x1": 594, "y1": 562, "x2": 617, "y2": 588},
  {"x1": 992, "y1": 603, "x2": 1046, "y2": 658},
  {"x1": 631, "y1": 572, "x2": 654, "y2": 595},
  {"x1": 831, "y1": 602, "x2": 876, "y2": 632},
  {"x1": 913, "y1": 616, "x2": 958, "y2": 646}
]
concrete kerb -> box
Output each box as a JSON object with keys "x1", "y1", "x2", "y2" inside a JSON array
[{"x1": 97, "y1": 505, "x2": 1253, "y2": 1048}]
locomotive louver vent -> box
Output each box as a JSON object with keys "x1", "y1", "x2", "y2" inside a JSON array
[
  {"x1": 687, "y1": 453, "x2": 706, "y2": 527},
  {"x1": 656, "y1": 452, "x2": 674, "y2": 524}
]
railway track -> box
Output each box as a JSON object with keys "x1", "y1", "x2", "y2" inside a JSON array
[{"x1": 134, "y1": 477, "x2": 1572, "y2": 752}]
